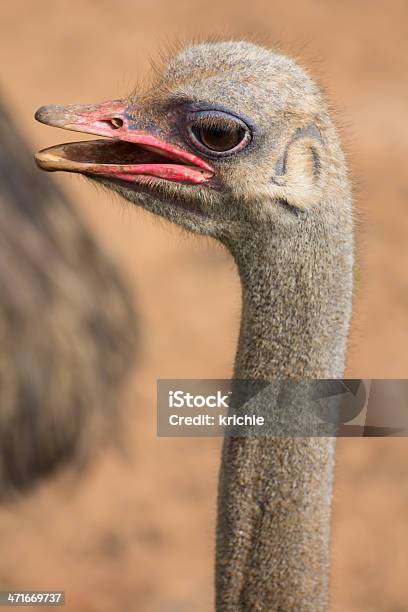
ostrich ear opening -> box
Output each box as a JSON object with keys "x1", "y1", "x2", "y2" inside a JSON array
[{"x1": 272, "y1": 126, "x2": 324, "y2": 210}]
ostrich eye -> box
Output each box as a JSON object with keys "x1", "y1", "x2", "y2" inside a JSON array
[
  {"x1": 187, "y1": 110, "x2": 251, "y2": 157},
  {"x1": 192, "y1": 124, "x2": 246, "y2": 152}
]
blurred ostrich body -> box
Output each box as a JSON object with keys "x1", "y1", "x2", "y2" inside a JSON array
[
  {"x1": 35, "y1": 41, "x2": 353, "y2": 611},
  {"x1": 0, "y1": 97, "x2": 135, "y2": 498}
]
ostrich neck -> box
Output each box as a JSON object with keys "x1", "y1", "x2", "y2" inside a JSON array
[{"x1": 216, "y1": 208, "x2": 353, "y2": 611}]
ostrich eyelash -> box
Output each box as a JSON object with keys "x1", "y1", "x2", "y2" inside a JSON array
[
  {"x1": 189, "y1": 114, "x2": 242, "y2": 131},
  {"x1": 186, "y1": 110, "x2": 250, "y2": 133}
]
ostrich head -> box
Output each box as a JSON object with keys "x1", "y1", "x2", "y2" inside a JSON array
[{"x1": 35, "y1": 41, "x2": 348, "y2": 252}]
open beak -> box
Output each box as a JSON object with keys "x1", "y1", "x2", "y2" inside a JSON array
[{"x1": 34, "y1": 100, "x2": 214, "y2": 185}]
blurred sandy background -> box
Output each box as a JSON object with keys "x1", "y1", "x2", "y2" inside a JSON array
[{"x1": 0, "y1": 1, "x2": 408, "y2": 610}]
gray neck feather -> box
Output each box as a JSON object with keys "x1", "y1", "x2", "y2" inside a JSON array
[{"x1": 215, "y1": 202, "x2": 353, "y2": 611}]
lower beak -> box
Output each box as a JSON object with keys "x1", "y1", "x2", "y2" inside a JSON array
[{"x1": 34, "y1": 100, "x2": 214, "y2": 185}]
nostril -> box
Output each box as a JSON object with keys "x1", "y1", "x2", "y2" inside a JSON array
[
  {"x1": 99, "y1": 118, "x2": 124, "y2": 130},
  {"x1": 109, "y1": 117, "x2": 124, "y2": 129}
]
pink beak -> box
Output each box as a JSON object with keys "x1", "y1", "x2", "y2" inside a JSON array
[{"x1": 35, "y1": 99, "x2": 214, "y2": 185}]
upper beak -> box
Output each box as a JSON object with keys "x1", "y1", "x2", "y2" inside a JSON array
[{"x1": 34, "y1": 100, "x2": 214, "y2": 185}]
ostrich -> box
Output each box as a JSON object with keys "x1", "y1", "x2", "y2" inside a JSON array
[
  {"x1": 0, "y1": 95, "x2": 136, "y2": 499},
  {"x1": 35, "y1": 41, "x2": 353, "y2": 611}
]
